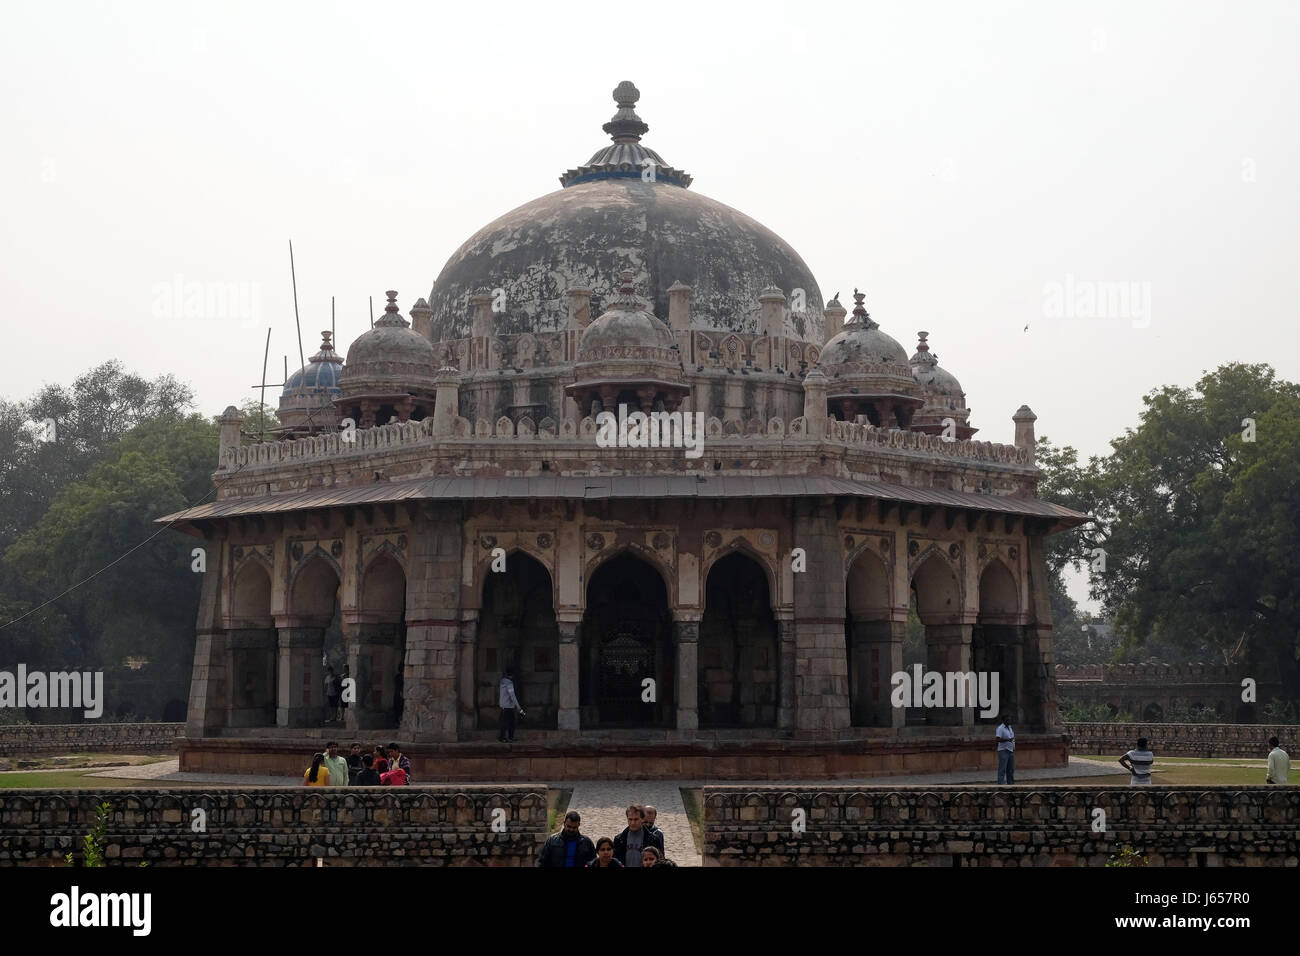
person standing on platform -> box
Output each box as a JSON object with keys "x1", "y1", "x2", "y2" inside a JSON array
[
  {"x1": 995, "y1": 714, "x2": 1015, "y2": 785},
  {"x1": 498, "y1": 670, "x2": 525, "y2": 742},
  {"x1": 1266, "y1": 736, "x2": 1289, "y2": 784}
]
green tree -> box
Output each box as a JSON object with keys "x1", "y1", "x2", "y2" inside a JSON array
[{"x1": 1081, "y1": 364, "x2": 1300, "y2": 693}]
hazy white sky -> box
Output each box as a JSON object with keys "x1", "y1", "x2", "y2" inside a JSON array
[{"x1": 3, "y1": 0, "x2": 1297, "y2": 609}]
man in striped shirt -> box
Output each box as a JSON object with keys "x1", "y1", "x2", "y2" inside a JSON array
[{"x1": 1119, "y1": 738, "x2": 1155, "y2": 785}]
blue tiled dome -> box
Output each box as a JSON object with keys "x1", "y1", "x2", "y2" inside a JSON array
[{"x1": 282, "y1": 331, "x2": 343, "y2": 399}]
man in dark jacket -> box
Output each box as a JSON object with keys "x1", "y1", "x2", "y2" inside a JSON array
[
  {"x1": 537, "y1": 811, "x2": 596, "y2": 868},
  {"x1": 612, "y1": 804, "x2": 664, "y2": 867}
]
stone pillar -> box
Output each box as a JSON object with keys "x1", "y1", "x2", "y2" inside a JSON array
[
  {"x1": 1013, "y1": 405, "x2": 1037, "y2": 463},
  {"x1": 345, "y1": 624, "x2": 402, "y2": 730},
  {"x1": 674, "y1": 617, "x2": 700, "y2": 733},
  {"x1": 791, "y1": 498, "x2": 851, "y2": 734},
  {"x1": 801, "y1": 367, "x2": 828, "y2": 439},
  {"x1": 401, "y1": 504, "x2": 464, "y2": 741},
  {"x1": 432, "y1": 367, "x2": 461, "y2": 437},
  {"x1": 776, "y1": 613, "x2": 796, "y2": 730},
  {"x1": 224, "y1": 629, "x2": 277, "y2": 727},
  {"x1": 759, "y1": 285, "x2": 786, "y2": 341},
  {"x1": 557, "y1": 619, "x2": 581, "y2": 731},
  {"x1": 1023, "y1": 531, "x2": 1058, "y2": 731},
  {"x1": 217, "y1": 405, "x2": 244, "y2": 472},
  {"x1": 187, "y1": 561, "x2": 228, "y2": 735},
  {"x1": 409, "y1": 297, "x2": 433, "y2": 340},
  {"x1": 456, "y1": 612, "x2": 478, "y2": 733},
  {"x1": 823, "y1": 297, "x2": 847, "y2": 344},
  {"x1": 471, "y1": 288, "x2": 495, "y2": 339},
  {"x1": 924, "y1": 624, "x2": 974, "y2": 727},
  {"x1": 276, "y1": 627, "x2": 325, "y2": 728},
  {"x1": 567, "y1": 287, "x2": 593, "y2": 330}
]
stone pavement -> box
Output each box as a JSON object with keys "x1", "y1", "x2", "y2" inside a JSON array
[{"x1": 565, "y1": 780, "x2": 700, "y2": 867}]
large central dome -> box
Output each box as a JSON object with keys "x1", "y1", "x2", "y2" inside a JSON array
[{"x1": 427, "y1": 82, "x2": 824, "y2": 344}]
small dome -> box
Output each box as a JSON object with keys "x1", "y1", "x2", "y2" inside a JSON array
[
  {"x1": 819, "y1": 293, "x2": 910, "y2": 369},
  {"x1": 341, "y1": 291, "x2": 438, "y2": 397},
  {"x1": 578, "y1": 271, "x2": 678, "y2": 361},
  {"x1": 910, "y1": 331, "x2": 965, "y2": 396},
  {"x1": 284, "y1": 331, "x2": 344, "y2": 393}
]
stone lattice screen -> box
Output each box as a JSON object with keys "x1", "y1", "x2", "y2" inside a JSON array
[
  {"x1": 0, "y1": 787, "x2": 547, "y2": 866},
  {"x1": 0, "y1": 722, "x2": 183, "y2": 757},
  {"x1": 702, "y1": 786, "x2": 1300, "y2": 866}
]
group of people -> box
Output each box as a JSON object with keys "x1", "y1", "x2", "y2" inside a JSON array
[
  {"x1": 538, "y1": 804, "x2": 674, "y2": 868},
  {"x1": 996, "y1": 715, "x2": 1291, "y2": 786},
  {"x1": 303, "y1": 741, "x2": 413, "y2": 786}
]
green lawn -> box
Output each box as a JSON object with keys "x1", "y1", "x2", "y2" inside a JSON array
[{"x1": 1063, "y1": 754, "x2": 1275, "y2": 787}]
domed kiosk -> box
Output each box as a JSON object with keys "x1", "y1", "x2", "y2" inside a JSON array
[{"x1": 164, "y1": 81, "x2": 1087, "y2": 786}]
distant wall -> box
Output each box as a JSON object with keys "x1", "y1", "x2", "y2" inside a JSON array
[
  {"x1": 1065, "y1": 722, "x2": 1288, "y2": 759},
  {"x1": 702, "y1": 786, "x2": 1300, "y2": 866},
  {"x1": 1055, "y1": 664, "x2": 1281, "y2": 723},
  {"x1": 0, "y1": 722, "x2": 183, "y2": 757},
  {"x1": 0, "y1": 788, "x2": 547, "y2": 866}
]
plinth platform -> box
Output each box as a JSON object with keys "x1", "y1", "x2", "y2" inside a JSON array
[{"x1": 179, "y1": 728, "x2": 1069, "y2": 780}]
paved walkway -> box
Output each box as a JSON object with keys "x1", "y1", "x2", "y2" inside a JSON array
[{"x1": 565, "y1": 780, "x2": 700, "y2": 867}]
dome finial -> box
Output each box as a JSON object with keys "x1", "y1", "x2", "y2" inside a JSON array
[
  {"x1": 603, "y1": 80, "x2": 649, "y2": 143},
  {"x1": 374, "y1": 290, "x2": 409, "y2": 329},
  {"x1": 911, "y1": 330, "x2": 937, "y2": 367},
  {"x1": 849, "y1": 287, "x2": 878, "y2": 330}
]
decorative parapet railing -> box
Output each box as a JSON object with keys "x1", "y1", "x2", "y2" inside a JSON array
[
  {"x1": 1057, "y1": 663, "x2": 1236, "y2": 683},
  {"x1": 220, "y1": 413, "x2": 1031, "y2": 471}
]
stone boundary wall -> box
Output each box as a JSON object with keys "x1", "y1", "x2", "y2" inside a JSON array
[
  {"x1": 1065, "y1": 722, "x2": 1288, "y2": 759},
  {"x1": 0, "y1": 722, "x2": 183, "y2": 757},
  {"x1": 1057, "y1": 663, "x2": 1234, "y2": 682},
  {"x1": 0, "y1": 787, "x2": 547, "y2": 866},
  {"x1": 180, "y1": 734, "x2": 1068, "y2": 780},
  {"x1": 702, "y1": 786, "x2": 1300, "y2": 866}
]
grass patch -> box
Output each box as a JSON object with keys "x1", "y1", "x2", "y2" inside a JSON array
[
  {"x1": 1067, "y1": 754, "x2": 1273, "y2": 786},
  {"x1": 0, "y1": 769, "x2": 203, "y2": 789},
  {"x1": 679, "y1": 788, "x2": 704, "y2": 854}
]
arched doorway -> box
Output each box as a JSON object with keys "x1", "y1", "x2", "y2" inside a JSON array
[
  {"x1": 974, "y1": 560, "x2": 1021, "y2": 725},
  {"x1": 282, "y1": 554, "x2": 341, "y2": 727},
  {"x1": 354, "y1": 553, "x2": 406, "y2": 729},
  {"x1": 844, "y1": 548, "x2": 893, "y2": 727},
  {"x1": 700, "y1": 552, "x2": 777, "y2": 728},
  {"x1": 581, "y1": 552, "x2": 673, "y2": 727},
  {"x1": 476, "y1": 552, "x2": 559, "y2": 729},
  {"x1": 228, "y1": 560, "x2": 275, "y2": 727},
  {"x1": 911, "y1": 552, "x2": 964, "y2": 727}
]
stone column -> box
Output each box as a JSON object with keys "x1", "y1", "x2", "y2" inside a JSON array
[
  {"x1": 345, "y1": 624, "x2": 403, "y2": 730},
  {"x1": 791, "y1": 498, "x2": 851, "y2": 734},
  {"x1": 774, "y1": 614, "x2": 797, "y2": 730},
  {"x1": 225, "y1": 629, "x2": 277, "y2": 727},
  {"x1": 801, "y1": 368, "x2": 828, "y2": 439},
  {"x1": 276, "y1": 627, "x2": 325, "y2": 728},
  {"x1": 400, "y1": 504, "x2": 464, "y2": 741},
  {"x1": 186, "y1": 554, "x2": 227, "y2": 736},
  {"x1": 456, "y1": 612, "x2": 478, "y2": 734},
  {"x1": 674, "y1": 617, "x2": 700, "y2": 733},
  {"x1": 924, "y1": 624, "x2": 974, "y2": 727},
  {"x1": 1013, "y1": 405, "x2": 1037, "y2": 463},
  {"x1": 1023, "y1": 531, "x2": 1058, "y2": 731},
  {"x1": 823, "y1": 298, "x2": 847, "y2": 345},
  {"x1": 557, "y1": 619, "x2": 581, "y2": 731}
]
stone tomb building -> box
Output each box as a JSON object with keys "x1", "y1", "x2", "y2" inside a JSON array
[{"x1": 162, "y1": 83, "x2": 1087, "y2": 779}]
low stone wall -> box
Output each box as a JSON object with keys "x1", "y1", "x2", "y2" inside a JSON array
[
  {"x1": 0, "y1": 787, "x2": 547, "y2": 866},
  {"x1": 702, "y1": 786, "x2": 1300, "y2": 866},
  {"x1": 179, "y1": 732, "x2": 1068, "y2": 780},
  {"x1": 0, "y1": 722, "x2": 183, "y2": 757},
  {"x1": 1065, "y1": 722, "x2": 1288, "y2": 759}
]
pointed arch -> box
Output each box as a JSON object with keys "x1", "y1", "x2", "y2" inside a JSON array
[
  {"x1": 476, "y1": 551, "x2": 559, "y2": 730},
  {"x1": 702, "y1": 537, "x2": 778, "y2": 609},
  {"x1": 699, "y1": 551, "x2": 778, "y2": 727}
]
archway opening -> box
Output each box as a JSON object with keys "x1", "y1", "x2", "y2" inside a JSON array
[
  {"x1": 700, "y1": 552, "x2": 777, "y2": 728},
  {"x1": 476, "y1": 552, "x2": 559, "y2": 730},
  {"x1": 581, "y1": 552, "x2": 673, "y2": 727},
  {"x1": 284, "y1": 555, "x2": 341, "y2": 727},
  {"x1": 845, "y1": 548, "x2": 893, "y2": 728},
  {"x1": 228, "y1": 560, "x2": 275, "y2": 727},
  {"x1": 911, "y1": 553, "x2": 964, "y2": 727},
  {"x1": 974, "y1": 559, "x2": 1021, "y2": 725},
  {"x1": 356, "y1": 553, "x2": 407, "y2": 729}
]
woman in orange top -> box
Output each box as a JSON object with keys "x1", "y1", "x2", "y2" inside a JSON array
[{"x1": 303, "y1": 752, "x2": 330, "y2": 786}]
